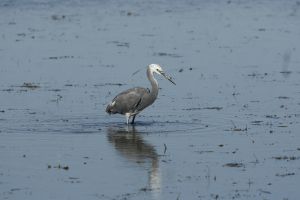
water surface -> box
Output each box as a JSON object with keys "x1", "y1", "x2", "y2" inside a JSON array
[{"x1": 0, "y1": 0, "x2": 300, "y2": 199}]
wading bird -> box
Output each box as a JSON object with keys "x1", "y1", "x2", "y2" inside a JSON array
[{"x1": 106, "y1": 64, "x2": 176, "y2": 124}]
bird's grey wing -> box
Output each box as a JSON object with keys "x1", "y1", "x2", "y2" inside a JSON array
[{"x1": 108, "y1": 87, "x2": 148, "y2": 114}]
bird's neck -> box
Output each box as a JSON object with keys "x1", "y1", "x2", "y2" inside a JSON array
[{"x1": 147, "y1": 67, "x2": 159, "y2": 98}]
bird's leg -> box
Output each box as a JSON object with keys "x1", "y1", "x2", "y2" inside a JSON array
[
  {"x1": 125, "y1": 113, "x2": 130, "y2": 125},
  {"x1": 131, "y1": 115, "x2": 136, "y2": 124}
]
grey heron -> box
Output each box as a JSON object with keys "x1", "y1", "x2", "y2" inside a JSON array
[{"x1": 106, "y1": 64, "x2": 176, "y2": 124}]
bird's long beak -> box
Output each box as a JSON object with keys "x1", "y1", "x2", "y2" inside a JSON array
[{"x1": 160, "y1": 71, "x2": 176, "y2": 85}]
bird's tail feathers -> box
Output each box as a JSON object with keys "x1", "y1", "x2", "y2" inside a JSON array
[{"x1": 106, "y1": 101, "x2": 117, "y2": 114}]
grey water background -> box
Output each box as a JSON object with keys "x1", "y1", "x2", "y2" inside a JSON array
[{"x1": 1, "y1": 0, "x2": 300, "y2": 199}]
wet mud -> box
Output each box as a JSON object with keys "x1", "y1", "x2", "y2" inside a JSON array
[{"x1": 1, "y1": 0, "x2": 300, "y2": 199}]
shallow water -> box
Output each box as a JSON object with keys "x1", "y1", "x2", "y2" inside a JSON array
[{"x1": 1, "y1": 0, "x2": 300, "y2": 199}]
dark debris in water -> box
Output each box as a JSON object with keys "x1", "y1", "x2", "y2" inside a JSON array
[
  {"x1": 272, "y1": 156, "x2": 299, "y2": 161},
  {"x1": 48, "y1": 164, "x2": 69, "y2": 170},
  {"x1": 120, "y1": 10, "x2": 139, "y2": 17},
  {"x1": 223, "y1": 163, "x2": 245, "y2": 168},
  {"x1": 131, "y1": 69, "x2": 141, "y2": 76},
  {"x1": 195, "y1": 150, "x2": 214, "y2": 154},
  {"x1": 51, "y1": 14, "x2": 66, "y2": 21},
  {"x1": 94, "y1": 83, "x2": 125, "y2": 87},
  {"x1": 225, "y1": 121, "x2": 248, "y2": 132},
  {"x1": 251, "y1": 120, "x2": 263, "y2": 125},
  {"x1": 67, "y1": 177, "x2": 81, "y2": 183},
  {"x1": 107, "y1": 41, "x2": 130, "y2": 48},
  {"x1": 275, "y1": 172, "x2": 295, "y2": 177},
  {"x1": 277, "y1": 96, "x2": 290, "y2": 99},
  {"x1": 64, "y1": 83, "x2": 81, "y2": 87},
  {"x1": 1, "y1": 88, "x2": 14, "y2": 92},
  {"x1": 48, "y1": 89, "x2": 62, "y2": 92},
  {"x1": 247, "y1": 72, "x2": 268, "y2": 78},
  {"x1": 265, "y1": 115, "x2": 279, "y2": 119},
  {"x1": 139, "y1": 187, "x2": 153, "y2": 192},
  {"x1": 258, "y1": 28, "x2": 266, "y2": 31},
  {"x1": 153, "y1": 52, "x2": 182, "y2": 58},
  {"x1": 183, "y1": 107, "x2": 223, "y2": 111},
  {"x1": 20, "y1": 82, "x2": 40, "y2": 89},
  {"x1": 280, "y1": 70, "x2": 292, "y2": 75},
  {"x1": 258, "y1": 189, "x2": 271, "y2": 194},
  {"x1": 277, "y1": 125, "x2": 288, "y2": 128},
  {"x1": 178, "y1": 67, "x2": 193, "y2": 73},
  {"x1": 203, "y1": 107, "x2": 223, "y2": 110},
  {"x1": 17, "y1": 33, "x2": 26, "y2": 37},
  {"x1": 229, "y1": 127, "x2": 248, "y2": 132},
  {"x1": 47, "y1": 55, "x2": 75, "y2": 60}
]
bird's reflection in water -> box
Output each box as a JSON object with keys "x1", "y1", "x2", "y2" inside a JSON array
[{"x1": 107, "y1": 125, "x2": 161, "y2": 196}]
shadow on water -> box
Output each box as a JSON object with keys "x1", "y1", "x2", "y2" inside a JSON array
[{"x1": 106, "y1": 125, "x2": 161, "y2": 196}]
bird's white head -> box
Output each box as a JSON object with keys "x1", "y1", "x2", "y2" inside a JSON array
[
  {"x1": 148, "y1": 64, "x2": 176, "y2": 85},
  {"x1": 149, "y1": 64, "x2": 163, "y2": 75}
]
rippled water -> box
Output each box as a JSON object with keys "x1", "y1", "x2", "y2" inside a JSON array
[{"x1": 1, "y1": 0, "x2": 300, "y2": 199}]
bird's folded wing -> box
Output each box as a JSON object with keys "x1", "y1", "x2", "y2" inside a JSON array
[{"x1": 111, "y1": 87, "x2": 147, "y2": 114}]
